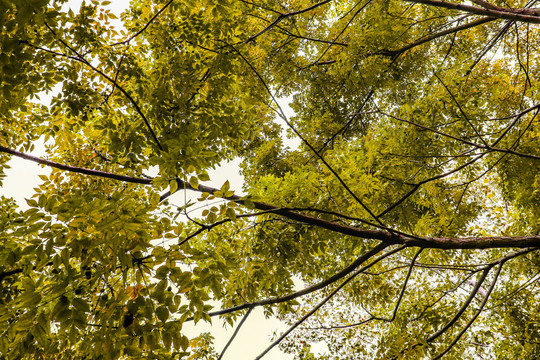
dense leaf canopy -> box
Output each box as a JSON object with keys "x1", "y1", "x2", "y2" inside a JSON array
[{"x1": 1, "y1": 0, "x2": 539, "y2": 358}]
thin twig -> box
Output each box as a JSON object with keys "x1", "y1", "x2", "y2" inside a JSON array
[
  {"x1": 217, "y1": 308, "x2": 253, "y2": 360},
  {"x1": 43, "y1": 22, "x2": 163, "y2": 151},
  {"x1": 433, "y1": 71, "x2": 489, "y2": 147},
  {"x1": 110, "y1": 0, "x2": 175, "y2": 46},
  {"x1": 244, "y1": 0, "x2": 332, "y2": 43}
]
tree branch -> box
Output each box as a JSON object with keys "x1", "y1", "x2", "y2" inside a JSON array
[
  {"x1": 427, "y1": 266, "x2": 491, "y2": 342},
  {"x1": 432, "y1": 261, "x2": 502, "y2": 359},
  {"x1": 392, "y1": 247, "x2": 536, "y2": 358},
  {"x1": 110, "y1": 0, "x2": 175, "y2": 46},
  {"x1": 217, "y1": 308, "x2": 253, "y2": 360},
  {"x1": 186, "y1": 242, "x2": 395, "y2": 322},
  {"x1": 254, "y1": 243, "x2": 404, "y2": 359},
  {"x1": 2, "y1": 145, "x2": 540, "y2": 249},
  {"x1": 370, "y1": 248, "x2": 423, "y2": 322},
  {"x1": 0, "y1": 145, "x2": 152, "y2": 184},
  {"x1": 470, "y1": 0, "x2": 504, "y2": 11},
  {"x1": 244, "y1": 0, "x2": 333, "y2": 42},
  {"x1": 405, "y1": 0, "x2": 540, "y2": 23},
  {"x1": 383, "y1": 17, "x2": 496, "y2": 58}
]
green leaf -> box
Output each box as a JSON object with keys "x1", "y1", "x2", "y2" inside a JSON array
[
  {"x1": 21, "y1": 291, "x2": 41, "y2": 307},
  {"x1": 198, "y1": 173, "x2": 210, "y2": 181},
  {"x1": 150, "y1": 192, "x2": 161, "y2": 206},
  {"x1": 155, "y1": 265, "x2": 169, "y2": 279},
  {"x1": 221, "y1": 180, "x2": 230, "y2": 192},
  {"x1": 72, "y1": 298, "x2": 90, "y2": 313},
  {"x1": 170, "y1": 180, "x2": 178, "y2": 194},
  {"x1": 156, "y1": 305, "x2": 169, "y2": 322},
  {"x1": 189, "y1": 176, "x2": 199, "y2": 189},
  {"x1": 225, "y1": 207, "x2": 236, "y2": 221},
  {"x1": 243, "y1": 198, "x2": 255, "y2": 209},
  {"x1": 124, "y1": 345, "x2": 142, "y2": 356},
  {"x1": 25, "y1": 198, "x2": 38, "y2": 207}
]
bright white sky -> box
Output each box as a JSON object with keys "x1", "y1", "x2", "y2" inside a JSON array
[{"x1": 0, "y1": 1, "x2": 314, "y2": 359}]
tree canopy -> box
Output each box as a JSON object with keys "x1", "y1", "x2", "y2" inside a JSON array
[{"x1": 1, "y1": 0, "x2": 539, "y2": 358}]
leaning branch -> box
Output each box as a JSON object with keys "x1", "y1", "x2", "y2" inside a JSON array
[
  {"x1": 392, "y1": 247, "x2": 537, "y2": 359},
  {"x1": 188, "y1": 242, "x2": 394, "y2": 321},
  {"x1": 2, "y1": 146, "x2": 540, "y2": 249},
  {"x1": 469, "y1": 0, "x2": 503, "y2": 11},
  {"x1": 0, "y1": 146, "x2": 152, "y2": 184},
  {"x1": 433, "y1": 262, "x2": 503, "y2": 359},
  {"x1": 426, "y1": 266, "x2": 491, "y2": 342}
]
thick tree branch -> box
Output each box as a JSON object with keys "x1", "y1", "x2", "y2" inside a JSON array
[
  {"x1": 433, "y1": 263, "x2": 503, "y2": 359},
  {"x1": 392, "y1": 247, "x2": 537, "y2": 359},
  {"x1": 0, "y1": 145, "x2": 152, "y2": 184},
  {"x1": 427, "y1": 267, "x2": 491, "y2": 343},
  {"x1": 470, "y1": 0, "x2": 504, "y2": 11},
  {"x1": 2, "y1": 146, "x2": 540, "y2": 249}
]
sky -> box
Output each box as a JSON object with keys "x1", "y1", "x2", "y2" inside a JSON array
[{"x1": 0, "y1": 1, "x2": 309, "y2": 359}]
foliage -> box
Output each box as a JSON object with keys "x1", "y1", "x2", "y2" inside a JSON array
[{"x1": 1, "y1": 0, "x2": 540, "y2": 359}]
